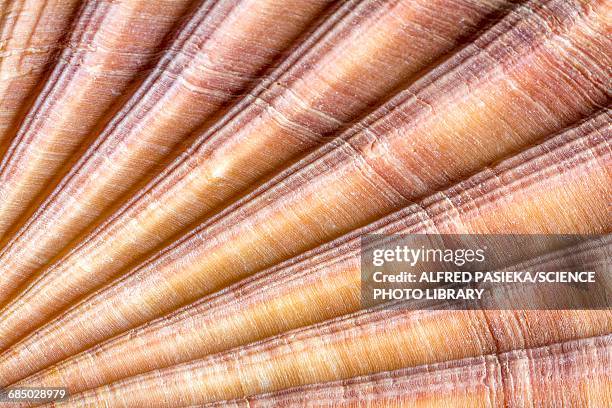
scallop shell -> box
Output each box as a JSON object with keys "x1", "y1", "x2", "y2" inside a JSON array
[{"x1": 0, "y1": 0, "x2": 609, "y2": 407}]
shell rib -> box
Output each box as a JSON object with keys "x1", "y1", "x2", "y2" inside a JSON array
[
  {"x1": 0, "y1": 0, "x2": 608, "y2": 406},
  {"x1": 0, "y1": 0, "x2": 609, "y2": 354},
  {"x1": 39, "y1": 306, "x2": 611, "y2": 406},
  {"x1": 0, "y1": 0, "x2": 517, "y2": 349},
  {"x1": 0, "y1": 0, "x2": 198, "y2": 241},
  {"x1": 205, "y1": 335, "x2": 611, "y2": 408},
  {"x1": 6, "y1": 110, "x2": 610, "y2": 390},
  {"x1": 0, "y1": 0, "x2": 334, "y2": 304},
  {"x1": 0, "y1": 0, "x2": 81, "y2": 147}
]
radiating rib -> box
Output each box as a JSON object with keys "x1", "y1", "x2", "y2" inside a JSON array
[
  {"x1": 0, "y1": 0, "x2": 198, "y2": 240},
  {"x1": 0, "y1": 0, "x2": 334, "y2": 303},
  {"x1": 8, "y1": 110, "x2": 611, "y2": 389},
  {"x1": 42, "y1": 307, "x2": 612, "y2": 407},
  {"x1": 0, "y1": 0, "x2": 517, "y2": 350},
  {"x1": 202, "y1": 335, "x2": 611, "y2": 407},
  {"x1": 2, "y1": 0, "x2": 505, "y2": 318},
  {"x1": 0, "y1": 0, "x2": 80, "y2": 147},
  {"x1": 0, "y1": 0, "x2": 610, "y2": 363},
  {"x1": 1, "y1": 0, "x2": 609, "y2": 354}
]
